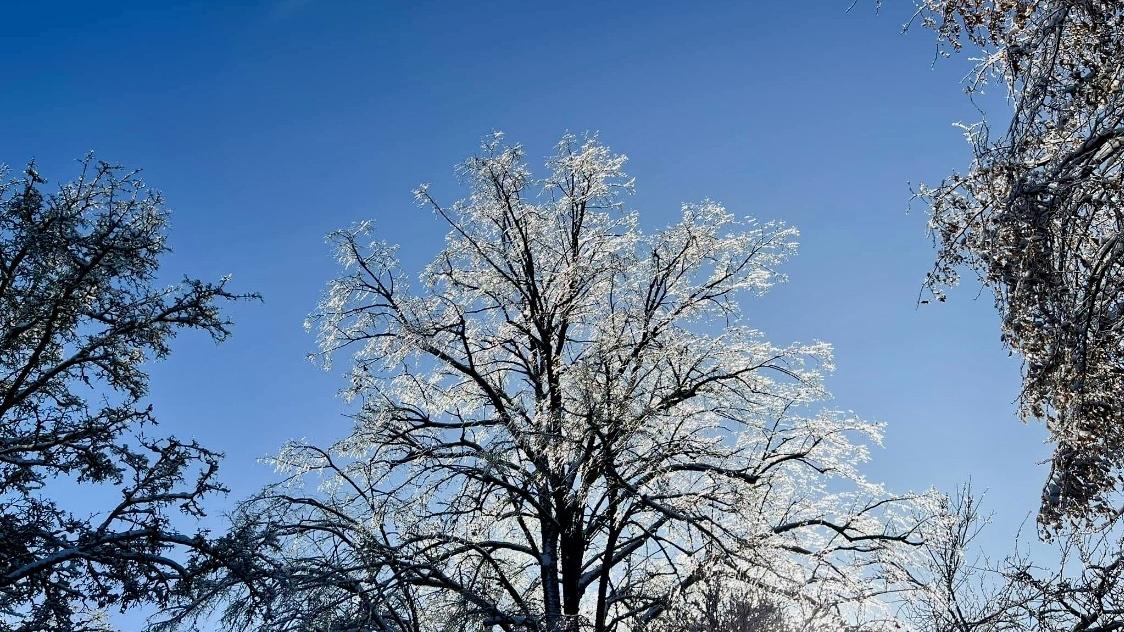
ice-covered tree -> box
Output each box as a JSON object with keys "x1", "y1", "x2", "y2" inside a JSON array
[
  {"x1": 902, "y1": 484, "x2": 1124, "y2": 632},
  {"x1": 165, "y1": 134, "x2": 927, "y2": 632},
  {"x1": 0, "y1": 159, "x2": 244, "y2": 631},
  {"x1": 640, "y1": 570, "x2": 794, "y2": 632},
  {"x1": 910, "y1": 0, "x2": 1124, "y2": 526}
]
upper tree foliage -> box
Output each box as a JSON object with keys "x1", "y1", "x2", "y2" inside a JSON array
[
  {"x1": 0, "y1": 159, "x2": 242, "y2": 631},
  {"x1": 912, "y1": 0, "x2": 1124, "y2": 527},
  {"x1": 164, "y1": 134, "x2": 928, "y2": 632}
]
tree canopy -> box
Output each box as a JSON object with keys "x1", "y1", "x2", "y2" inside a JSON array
[
  {"x1": 915, "y1": 0, "x2": 1124, "y2": 527},
  {"x1": 161, "y1": 134, "x2": 928, "y2": 632},
  {"x1": 0, "y1": 160, "x2": 243, "y2": 631}
]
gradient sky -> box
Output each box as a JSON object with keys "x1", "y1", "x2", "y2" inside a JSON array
[{"x1": 2, "y1": 0, "x2": 1051, "y2": 613}]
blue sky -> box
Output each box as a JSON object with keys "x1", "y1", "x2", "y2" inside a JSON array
[{"x1": 3, "y1": 0, "x2": 1048, "y2": 584}]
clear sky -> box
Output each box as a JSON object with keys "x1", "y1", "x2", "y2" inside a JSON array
[{"x1": 2, "y1": 0, "x2": 1050, "y2": 597}]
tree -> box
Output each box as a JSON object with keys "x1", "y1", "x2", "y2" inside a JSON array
[
  {"x1": 640, "y1": 569, "x2": 794, "y2": 632},
  {"x1": 903, "y1": 484, "x2": 1124, "y2": 632},
  {"x1": 910, "y1": 0, "x2": 1124, "y2": 527},
  {"x1": 164, "y1": 133, "x2": 927, "y2": 632},
  {"x1": 0, "y1": 159, "x2": 244, "y2": 631},
  {"x1": 900, "y1": 485, "x2": 1026, "y2": 632}
]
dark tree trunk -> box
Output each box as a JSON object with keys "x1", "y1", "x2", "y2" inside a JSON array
[
  {"x1": 559, "y1": 501, "x2": 585, "y2": 632},
  {"x1": 540, "y1": 521, "x2": 564, "y2": 632}
]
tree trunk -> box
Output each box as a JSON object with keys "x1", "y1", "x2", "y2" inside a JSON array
[
  {"x1": 560, "y1": 504, "x2": 585, "y2": 632},
  {"x1": 593, "y1": 520, "x2": 621, "y2": 632},
  {"x1": 541, "y1": 522, "x2": 564, "y2": 632}
]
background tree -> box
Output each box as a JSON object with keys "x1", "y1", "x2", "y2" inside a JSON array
[
  {"x1": 909, "y1": 0, "x2": 1124, "y2": 526},
  {"x1": 903, "y1": 484, "x2": 1124, "y2": 632},
  {"x1": 640, "y1": 569, "x2": 793, "y2": 632},
  {"x1": 164, "y1": 134, "x2": 928, "y2": 632},
  {"x1": 0, "y1": 159, "x2": 244, "y2": 631},
  {"x1": 901, "y1": 485, "x2": 1026, "y2": 632}
]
